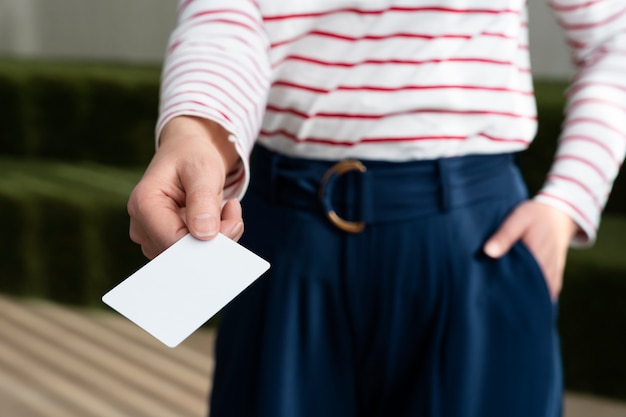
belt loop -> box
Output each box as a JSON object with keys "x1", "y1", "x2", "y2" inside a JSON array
[{"x1": 437, "y1": 158, "x2": 451, "y2": 212}]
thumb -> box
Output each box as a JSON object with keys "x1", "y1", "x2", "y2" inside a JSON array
[
  {"x1": 156, "y1": 116, "x2": 237, "y2": 241},
  {"x1": 483, "y1": 208, "x2": 528, "y2": 259},
  {"x1": 181, "y1": 163, "x2": 224, "y2": 240}
]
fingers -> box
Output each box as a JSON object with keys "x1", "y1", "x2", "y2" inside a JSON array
[
  {"x1": 127, "y1": 117, "x2": 243, "y2": 258},
  {"x1": 483, "y1": 205, "x2": 529, "y2": 259},
  {"x1": 160, "y1": 117, "x2": 237, "y2": 241},
  {"x1": 130, "y1": 193, "x2": 244, "y2": 259},
  {"x1": 128, "y1": 182, "x2": 188, "y2": 259},
  {"x1": 483, "y1": 201, "x2": 577, "y2": 301},
  {"x1": 129, "y1": 156, "x2": 225, "y2": 257},
  {"x1": 183, "y1": 171, "x2": 224, "y2": 240},
  {"x1": 220, "y1": 199, "x2": 244, "y2": 241}
]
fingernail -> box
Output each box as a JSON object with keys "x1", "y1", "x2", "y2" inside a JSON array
[
  {"x1": 229, "y1": 222, "x2": 244, "y2": 239},
  {"x1": 193, "y1": 214, "x2": 218, "y2": 237},
  {"x1": 484, "y1": 241, "x2": 502, "y2": 258}
]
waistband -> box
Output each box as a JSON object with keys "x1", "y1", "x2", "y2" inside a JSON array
[{"x1": 248, "y1": 145, "x2": 524, "y2": 233}]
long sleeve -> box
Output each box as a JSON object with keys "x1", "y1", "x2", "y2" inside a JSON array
[
  {"x1": 536, "y1": 0, "x2": 626, "y2": 245},
  {"x1": 157, "y1": 0, "x2": 271, "y2": 199}
]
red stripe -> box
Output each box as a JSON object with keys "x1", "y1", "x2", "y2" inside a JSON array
[
  {"x1": 559, "y1": 134, "x2": 621, "y2": 166},
  {"x1": 566, "y1": 38, "x2": 587, "y2": 50},
  {"x1": 591, "y1": 47, "x2": 626, "y2": 62},
  {"x1": 547, "y1": 173, "x2": 601, "y2": 209},
  {"x1": 270, "y1": 30, "x2": 471, "y2": 48},
  {"x1": 188, "y1": 16, "x2": 258, "y2": 34},
  {"x1": 168, "y1": 39, "x2": 183, "y2": 53},
  {"x1": 162, "y1": 65, "x2": 262, "y2": 108},
  {"x1": 218, "y1": 110, "x2": 232, "y2": 123},
  {"x1": 265, "y1": 104, "x2": 535, "y2": 121},
  {"x1": 163, "y1": 57, "x2": 266, "y2": 93},
  {"x1": 161, "y1": 97, "x2": 240, "y2": 126},
  {"x1": 599, "y1": 46, "x2": 626, "y2": 56},
  {"x1": 273, "y1": 54, "x2": 516, "y2": 69},
  {"x1": 360, "y1": 136, "x2": 467, "y2": 144},
  {"x1": 260, "y1": 129, "x2": 354, "y2": 146},
  {"x1": 477, "y1": 132, "x2": 530, "y2": 145},
  {"x1": 480, "y1": 31, "x2": 516, "y2": 40},
  {"x1": 166, "y1": 75, "x2": 256, "y2": 112},
  {"x1": 225, "y1": 168, "x2": 246, "y2": 190},
  {"x1": 556, "y1": 7, "x2": 626, "y2": 31},
  {"x1": 158, "y1": 108, "x2": 222, "y2": 134},
  {"x1": 157, "y1": 107, "x2": 246, "y2": 140},
  {"x1": 259, "y1": 129, "x2": 531, "y2": 146},
  {"x1": 178, "y1": 0, "x2": 194, "y2": 14},
  {"x1": 568, "y1": 97, "x2": 626, "y2": 115},
  {"x1": 549, "y1": 0, "x2": 604, "y2": 12},
  {"x1": 189, "y1": 9, "x2": 263, "y2": 32},
  {"x1": 168, "y1": 31, "x2": 260, "y2": 55},
  {"x1": 263, "y1": 6, "x2": 520, "y2": 21},
  {"x1": 169, "y1": 38, "x2": 269, "y2": 75},
  {"x1": 271, "y1": 29, "x2": 523, "y2": 49},
  {"x1": 554, "y1": 154, "x2": 609, "y2": 182},
  {"x1": 361, "y1": 135, "x2": 465, "y2": 144},
  {"x1": 566, "y1": 117, "x2": 626, "y2": 140},
  {"x1": 568, "y1": 81, "x2": 626, "y2": 96},
  {"x1": 271, "y1": 80, "x2": 327, "y2": 94},
  {"x1": 167, "y1": 89, "x2": 260, "y2": 135},
  {"x1": 271, "y1": 80, "x2": 533, "y2": 95},
  {"x1": 259, "y1": 129, "x2": 466, "y2": 146},
  {"x1": 161, "y1": 92, "x2": 255, "y2": 139}
]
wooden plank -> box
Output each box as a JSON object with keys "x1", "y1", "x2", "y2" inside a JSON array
[
  {"x1": 26, "y1": 300, "x2": 212, "y2": 393},
  {"x1": 0, "y1": 296, "x2": 210, "y2": 417},
  {"x1": 0, "y1": 369, "x2": 82, "y2": 417}
]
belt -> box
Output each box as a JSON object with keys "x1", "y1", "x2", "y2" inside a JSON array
[{"x1": 248, "y1": 145, "x2": 522, "y2": 233}]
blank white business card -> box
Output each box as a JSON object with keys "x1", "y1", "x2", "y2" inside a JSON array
[{"x1": 102, "y1": 233, "x2": 270, "y2": 348}]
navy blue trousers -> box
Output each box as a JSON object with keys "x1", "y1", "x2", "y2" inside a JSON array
[{"x1": 210, "y1": 146, "x2": 562, "y2": 417}]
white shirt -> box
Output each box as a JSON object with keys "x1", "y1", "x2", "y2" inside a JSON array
[{"x1": 158, "y1": 0, "x2": 626, "y2": 245}]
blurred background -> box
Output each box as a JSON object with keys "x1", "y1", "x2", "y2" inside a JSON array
[{"x1": 0, "y1": 1, "x2": 624, "y2": 416}]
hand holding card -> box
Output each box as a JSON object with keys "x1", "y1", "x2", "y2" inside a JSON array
[{"x1": 102, "y1": 233, "x2": 270, "y2": 348}]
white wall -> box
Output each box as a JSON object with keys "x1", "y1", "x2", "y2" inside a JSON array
[
  {"x1": 0, "y1": 0, "x2": 176, "y2": 63},
  {"x1": 527, "y1": 1, "x2": 576, "y2": 80},
  {"x1": 0, "y1": 0, "x2": 575, "y2": 79}
]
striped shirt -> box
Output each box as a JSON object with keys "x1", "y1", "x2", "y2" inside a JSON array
[{"x1": 158, "y1": 0, "x2": 626, "y2": 245}]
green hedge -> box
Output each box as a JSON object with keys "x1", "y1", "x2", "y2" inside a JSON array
[
  {"x1": 561, "y1": 215, "x2": 626, "y2": 400},
  {"x1": 0, "y1": 59, "x2": 159, "y2": 167},
  {"x1": 0, "y1": 59, "x2": 624, "y2": 402},
  {"x1": 0, "y1": 157, "x2": 145, "y2": 306}
]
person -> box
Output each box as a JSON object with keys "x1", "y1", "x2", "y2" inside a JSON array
[{"x1": 128, "y1": 1, "x2": 626, "y2": 416}]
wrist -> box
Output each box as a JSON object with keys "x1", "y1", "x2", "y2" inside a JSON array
[{"x1": 159, "y1": 116, "x2": 240, "y2": 174}]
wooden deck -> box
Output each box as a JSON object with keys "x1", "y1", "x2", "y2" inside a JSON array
[
  {"x1": 0, "y1": 294, "x2": 625, "y2": 417},
  {"x1": 0, "y1": 295, "x2": 213, "y2": 417}
]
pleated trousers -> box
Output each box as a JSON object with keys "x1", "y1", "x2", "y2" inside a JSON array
[{"x1": 210, "y1": 145, "x2": 562, "y2": 417}]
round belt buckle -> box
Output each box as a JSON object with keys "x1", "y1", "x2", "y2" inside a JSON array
[{"x1": 318, "y1": 160, "x2": 367, "y2": 233}]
